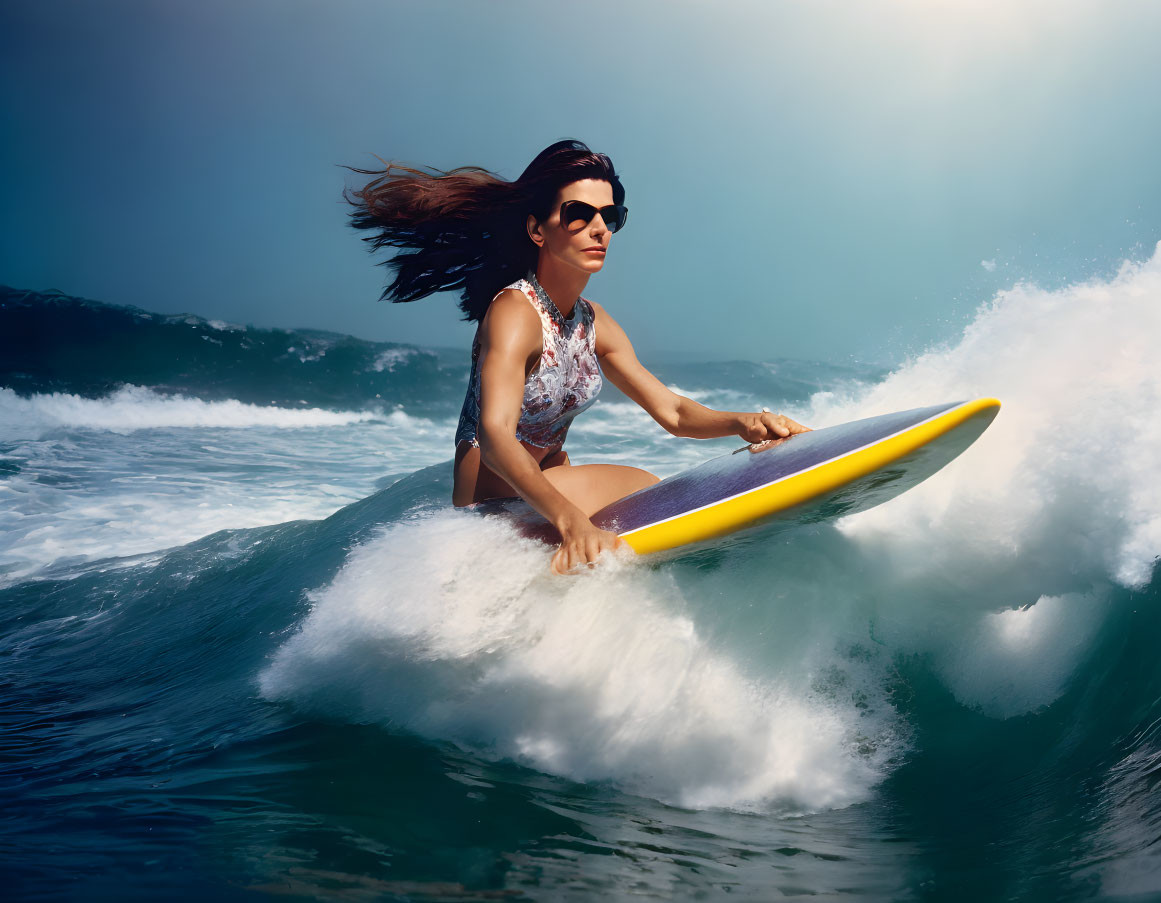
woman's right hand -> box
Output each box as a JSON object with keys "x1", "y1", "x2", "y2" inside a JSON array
[{"x1": 552, "y1": 510, "x2": 624, "y2": 574}]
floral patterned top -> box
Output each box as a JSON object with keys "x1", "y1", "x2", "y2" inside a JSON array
[{"x1": 455, "y1": 273, "x2": 603, "y2": 450}]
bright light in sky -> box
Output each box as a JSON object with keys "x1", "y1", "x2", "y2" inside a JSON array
[{"x1": 2, "y1": 0, "x2": 1159, "y2": 364}]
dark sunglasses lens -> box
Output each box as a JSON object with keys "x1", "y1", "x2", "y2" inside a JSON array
[
  {"x1": 561, "y1": 202, "x2": 627, "y2": 233},
  {"x1": 602, "y1": 205, "x2": 627, "y2": 233},
  {"x1": 563, "y1": 202, "x2": 597, "y2": 232}
]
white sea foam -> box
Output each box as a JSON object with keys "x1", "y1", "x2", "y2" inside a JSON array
[
  {"x1": 0, "y1": 387, "x2": 452, "y2": 582},
  {"x1": 0, "y1": 385, "x2": 381, "y2": 437},
  {"x1": 934, "y1": 591, "x2": 1111, "y2": 718},
  {"x1": 370, "y1": 347, "x2": 427, "y2": 372},
  {"x1": 804, "y1": 241, "x2": 1161, "y2": 717},
  {"x1": 260, "y1": 510, "x2": 896, "y2": 813}
]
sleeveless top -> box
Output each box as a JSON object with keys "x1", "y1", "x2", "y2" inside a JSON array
[{"x1": 455, "y1": 273, "x2": 603, "y2": 450}]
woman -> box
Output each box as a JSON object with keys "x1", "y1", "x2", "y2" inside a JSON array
[{"x1": 347, "y1": 140, "x2": 808, "y2": 573}]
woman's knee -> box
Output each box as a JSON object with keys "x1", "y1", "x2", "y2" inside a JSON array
[{"x1": 623, "y1": 467, "x2": 660, "y2": 491}]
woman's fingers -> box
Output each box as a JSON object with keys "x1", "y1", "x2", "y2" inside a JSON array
[
  {"x1": 554, "y1": 543, "x2": 578, "y2": 574},
  {"x1": 752, "y1": 410, "x2": 811, "y2": 440},
  {"x1": 552, "y1": 528, "x2": 624, "y2": 574},
  {"x1": 760, "y1": 411, "x2": 790, "y2": 438},
  {"x1": 551, "y1": 540, "x2": 581, "y2": 574}
]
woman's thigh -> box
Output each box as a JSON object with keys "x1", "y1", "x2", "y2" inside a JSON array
[{"x1": 541, "y1": 463, "x2": 659, "y2": 517}]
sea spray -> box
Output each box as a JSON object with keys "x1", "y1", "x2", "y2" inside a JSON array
[
  {"x1": 804, "y1": 241, "x2": 1161, "y2": 717},
  {"x1": 259, "y1": 509, "x2": 897, "y2": 812},
  {"x1": 0, "y1": 385, "x2": 386, "y2": 437}
]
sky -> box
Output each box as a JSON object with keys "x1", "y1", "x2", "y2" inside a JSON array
[{"x1": 2, "y1": 0, "x2": 1160, "y2": 366}]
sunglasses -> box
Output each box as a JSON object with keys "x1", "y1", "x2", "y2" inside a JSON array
[{"x1": 559, "y1": 200, "x2": 629, "y2": 234}]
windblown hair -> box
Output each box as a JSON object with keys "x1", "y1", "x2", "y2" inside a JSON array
[{"x1": 343, "y1": 139, "x2": 625, "y2": 322}]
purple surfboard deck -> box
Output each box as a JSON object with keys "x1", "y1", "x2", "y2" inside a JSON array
[{"x1": 472, "y1": 400, "x2": 988, "y2": 551}]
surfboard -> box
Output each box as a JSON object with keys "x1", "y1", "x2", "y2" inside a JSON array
[{"x1": 478, "y1": 398, "x2": 1000, "y2": 556}]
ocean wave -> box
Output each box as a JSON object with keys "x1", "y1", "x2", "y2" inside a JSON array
[
  {"x1": 0, "y1": 285, "x2": 464, "y2": 411},
  {"x1": 799, "y1": 240, "x2": 1161, "y2": 717},
  {"x1": 259, "y1": 509, "x2": 898, "y2": 813},
  {"x1": 0, "y1": 385, "x2": 386, "y2": 436},
  {"x1": 0, "y1": 388, "x2": 451, "y2": 582}
]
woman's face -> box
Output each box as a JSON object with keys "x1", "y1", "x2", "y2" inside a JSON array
[{"x1": 528, "y1": 178, "x2": 615, "y2": 275}]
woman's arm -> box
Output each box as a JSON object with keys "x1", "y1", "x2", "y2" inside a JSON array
[
  {"x1": 591, "y1": 301, "x2": 810, "y2": 442},
  {"x1": 476, "y1": 292, "x2": 622, "y2": 573}
]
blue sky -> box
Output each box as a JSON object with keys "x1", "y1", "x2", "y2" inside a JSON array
[{"x1": 3, "y1": 0, "x2": 1160, "y2": 365}]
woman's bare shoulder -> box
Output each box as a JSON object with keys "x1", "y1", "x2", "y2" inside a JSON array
[
  {"x1": 488, "y1": 285, "x2": 533, "y2": 309},
  {"x1": 483, "y1": 286, "x2": 537, "y2": 324},
  {"x1": 479, "y1": 287, "x2": 541, "y2": 351}
]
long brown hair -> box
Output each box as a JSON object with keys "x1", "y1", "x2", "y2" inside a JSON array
[{"x1": 343, "y1": 139, "x2": 626, "y2": 322}]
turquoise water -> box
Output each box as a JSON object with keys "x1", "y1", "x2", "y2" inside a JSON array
[{"x1": 3, "y1": 248, "x2": 1161, "y2": 900}]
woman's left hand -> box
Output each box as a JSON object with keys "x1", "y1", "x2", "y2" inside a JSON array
[{"x1": 736, "y1": 410, "x2": 811, "y2": 444}]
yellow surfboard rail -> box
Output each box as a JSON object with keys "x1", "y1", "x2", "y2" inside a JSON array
[{"x1": 619, "y1": 397, "x2": 1001, "y2": 555}]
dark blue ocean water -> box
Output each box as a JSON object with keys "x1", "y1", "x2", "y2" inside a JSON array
[{"x1": 3, "y1": 262, "x2": 1161, "y2": 901}]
